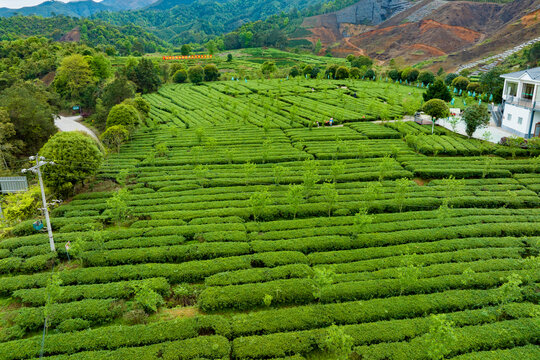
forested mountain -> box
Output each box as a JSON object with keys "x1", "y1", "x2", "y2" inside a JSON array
[
  {"x1": 0, "y1": 0, "x2": 158, "y2": 18},
  {"x1": 92, "y1": 0, "x2": 329, "y2": 44},
  {"x1": 0, "y1": 15, "x2": 169, "y2": 55}
]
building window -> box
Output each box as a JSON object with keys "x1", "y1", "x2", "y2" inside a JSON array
[
  {"x1": 508, "y1": 114, "x2": 512, "y2": 121},
  {"x1": 507, "y1": 82, "x2": 517, "y2": 97},
  {"x1": 523, "y1": 84, "x2": 534, "y2": 100},
  {"x1": 518, "y1": 117, "x2": 523, "y2": 125}
]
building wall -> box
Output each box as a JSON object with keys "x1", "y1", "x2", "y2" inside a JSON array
[{"x1": 502, "y1": 104, "x2": 532, "y2": 137}]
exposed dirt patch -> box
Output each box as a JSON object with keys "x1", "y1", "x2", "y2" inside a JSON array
[
  {"x1": 160, "y1": 306, "x2": 199, "y2": 320},
  {"x1": 521, "y1": 8, "x2": 540, "y2": 27},
  {"x1": 413, "y1": 178, "x2": 430, "y2": 186},
  {"x1": 40, "y1": 71, "x2": 56, "y2": 87},
  {"x1": 59, "y1": 27, "x2": 81, "y2": 42}
]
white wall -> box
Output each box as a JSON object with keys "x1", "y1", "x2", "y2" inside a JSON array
[{"x1": 502, "y1": 104, "x2": 532, "y2": 137}]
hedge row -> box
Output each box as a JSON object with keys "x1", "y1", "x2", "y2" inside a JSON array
[
  {"x1": 205, "y1": 264, "x2": 313, "y2": 286},
  {"x1": 0, "y1": 252, "x2": 306, "y2": 295},
  {"x1": 80, "y1": 242, "x2": 251, "y2": 266},
  {"x1": 353, "y1": 317, "x2": 540, "y2": 359},
  {"x1": 199, "y1": 269, "x2": 539, "y2": 312},
  {"x1": 308, "y1": 237, "x2": 533, "y2": 265},
  {"x1": 250, "y1": 222, "x2": 539, "y2": 254},
  {"x1": 0, "y1": 317, "x2": 229, "y2": 360},
  {"x1": 0, "y1": 253, "x2": 55, "y2": 275},
  {"x1": 13, "y1": 277, "x2": 170, "y2": 306},
  {"x1": 14, "y1": 299, "x2": 122, "y2": 332},
  {"x1": 228, "y1": 288, "x2": 505, "y2": 337},
  {"x1": 451, "y1": 345, "x2": 540, "y2": 360},
  {"x1": 36, "y1": 335, "x2": 231, "y2": 360},
  {"x1": 320, "y1": 269, "x2": 539, "y2": 304},
  {"x1": 331, "y1": 248, "x2": 523, "y2": 273},
  {"x1": 231, "y1": 304, "x2": 538, "y2": 359}
]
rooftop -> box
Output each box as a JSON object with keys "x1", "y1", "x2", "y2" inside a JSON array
[{"x1": 501, "y1": 67, "x2": 540, "y2": 81}]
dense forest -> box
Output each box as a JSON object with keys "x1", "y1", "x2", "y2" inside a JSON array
[
  {"x1": 92, "y1": 0, "x2": 335, "y2": 44},
  {"x1": 0, "y1": 15, "x2": 168, "y2": 55}
]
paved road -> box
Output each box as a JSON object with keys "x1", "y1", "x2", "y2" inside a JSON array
[{"x1": 54, "y1": 115, "x2": 99, "y2": 141}]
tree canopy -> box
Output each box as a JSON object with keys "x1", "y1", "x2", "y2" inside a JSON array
[
  {"x1": 462, "y1": 104, "x2": 490, "y2": 138},
  {"x1": 40, "y1": 132, "x2": 103, "y2": 196},
  {"x1": 0, "y1": 81, "x2": 57, "y2": 154}
]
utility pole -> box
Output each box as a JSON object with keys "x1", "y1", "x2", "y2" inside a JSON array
[{"x1": 22, "y1": 155, "x2": 56, "y2": 252}]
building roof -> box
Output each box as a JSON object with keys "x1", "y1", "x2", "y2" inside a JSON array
[{"x1": 501, "y1": 67, "x2": 540, "y2": 81}]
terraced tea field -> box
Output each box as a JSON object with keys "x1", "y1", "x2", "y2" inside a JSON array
[{"x1": 0, "y1": 80, "x2": 539, "y2": 359}]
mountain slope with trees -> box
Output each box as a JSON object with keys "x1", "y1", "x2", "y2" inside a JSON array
[
  {"x1": 0, "y1": 15, "x2": 168, "y2": 55},
  {"x1": 0, "y1": 0, "x2": 158, "y2": 18}
]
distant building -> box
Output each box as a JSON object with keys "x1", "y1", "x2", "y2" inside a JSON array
[{"x1": 500, "y1": 68, "x2": 540, "y2": 138}]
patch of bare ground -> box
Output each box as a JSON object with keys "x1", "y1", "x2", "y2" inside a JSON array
[
  {"x1": 413, "y1": 178, "x2": 430, "y2": 186},
  {"x1": 159, "y1": 306, "x2": 200, "y2": 321}
]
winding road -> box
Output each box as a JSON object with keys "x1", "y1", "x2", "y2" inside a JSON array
[{"x1": 54, "y1": 115, "x2": 99, "y2": 141}]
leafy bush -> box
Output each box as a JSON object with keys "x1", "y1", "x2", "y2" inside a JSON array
[
  {"x1": 172, "y1": 69, "x2": 188, "y2": 83},
  {"x1": 40, "y1": 132, "x2": 103, "y2": 196},
  {"x1": 100, "y1": 125, "x2": 129, "y2": 152},
  {"x1": 106, "y1": 103, "x2": 140, "y2": 131}
]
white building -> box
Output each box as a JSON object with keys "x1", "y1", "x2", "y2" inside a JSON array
[{"x1": 500, "y1": 67, "x2": 540, "y2": 138}]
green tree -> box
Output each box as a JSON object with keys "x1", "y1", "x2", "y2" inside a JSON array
[
  {"x1": 451, "y1": 76, "x2": 470, "y2": 91},
  {"x1": 227, "y1": 53, "x2": 233, "y2": 62},
  {"x1": 54, "y1": 54, "x2": 95, "y2": 101},
  {"x1": 325, "y1": 64, "x2": 339, "y2": 79},
  {"x1": 0, "y1": 107, "x2": 21, "y2": 169},
  {"x1": 423, "y1": 79, "x2": 452, "y2": 102},
  {"x1": 107, "y1": 188, "x2": 131, "y2": 224},
  {"x1": 173, "y1": 69, "x2": 188, "y2": 84},
  {"x1": 180, "y1": 44, "x2": 191, "y2": 56},
  {"x1": 203, "y1": 64, "x2": 220, "y2": 81},
  {"x1": 0, "y1": 185, "x2": 41, "y2": 226},
  {"x1": 106, "y1": 103, "x2": 140, "y2": 131},
  {"x1": 388, "y1": 69, "x2": 401, "y2": 82},
  {"x1": 314, "y1": 38, "x2": 322, "y2": 54},
  {"x1": 353, "y1": 207, "x2": 373, "y2": 238},
  {"x1": 133, "y1": 283, "x2": 164, "y2": 314},
  {"x1": 101, "y1": 76, "x2": 136, "y2": 110},
  {"x1": 423, "y1": 99, "x2": 450, "y2": 134},
  {"x1": 40, "y1": 132, "x2": 103, "y2": 196},
  {"x1": 335, "y1": 66, "x2": 349, "y2": 80},
  {"x1": 351, "y1": 55, "x2": 372, "y2": 68},
  {"x1": 188, "y1": 65, "x2": 204, "y2": 84},
  {"x1": 394, "y1": 178, "x2": 411, "y2": 212},
  {"x1": 287, "y1": 184, "x2": 304, "y2": 219},
  {"x1": 289, "y1": 66, "x2": 300, "y2": 78},
  {"x1": 303, "y1": 65, "x2": 314, "y2": 78},
  {"x1": 100, "y1": 125, "x2": 129, "y2": 152},
  {"x1": 418, "y1": 71, "x2": 435, "y2": 85},
  {"x1": 261, "y1": 61, "x2": 277, "y2": 76},
  {"x1": 0, "y1": 82, "x2": 56, "y2": 153},
  {"x1": 302, "y1": 159, "x2": 320, "y2": 198},
  {"x1": 320, "y1": 324, "x2": 353, "y2": 360},
  {"x1": 249, "y1": 188, "x2": 270, "y2": 221},
  {"x1": 321, "y1": 182, "x2": 338, "y2": 217},
  {"x1": 362, "y1": 68, "x2": 374, "y2": 80},
  {"x1": 445, "y1": 73, "x2": 458, "y2": 85},
  {"x1": 88, "y1": 53, "x2": 112, "y2": 82},
  {"x1": 132, "y1": 58, "x2": 161, "y2": 94},
  {"x1": 350, "y1": 67, "x2": 361, "y2": 79},
  {"x1": 462, "y1": 104, "x2": 490, "y2": 138},
  {"x1": 479, "y1": 67, "x2": 504, "y2": 103},
  {"x1": 422, "y1": 315, "x2": 456, "y2": 360}
]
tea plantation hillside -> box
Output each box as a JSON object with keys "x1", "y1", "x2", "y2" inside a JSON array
[{"x1": 0, "y1": 79, "x2": 539, "y2": 359}]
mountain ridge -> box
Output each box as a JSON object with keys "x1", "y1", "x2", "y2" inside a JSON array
[{"x1": 0, "y1": 0, "x2": 158, "y2": 18}]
